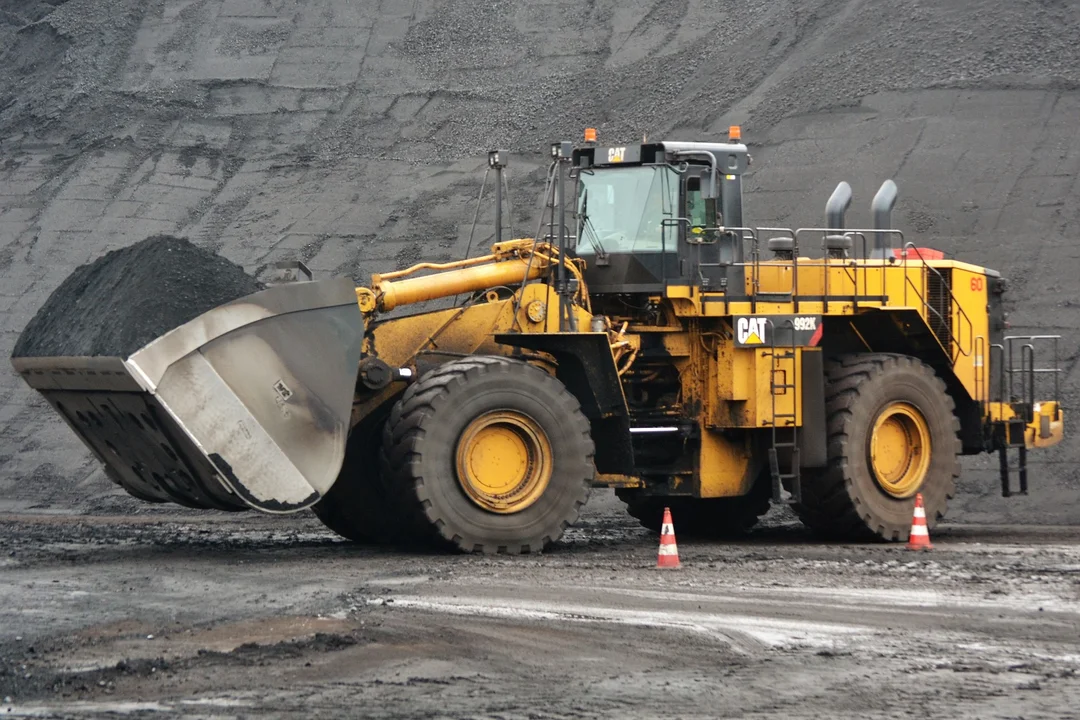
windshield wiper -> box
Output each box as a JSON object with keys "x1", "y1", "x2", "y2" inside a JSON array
[{"x1": 577, "y1": 189, "x2": 609, "y2": 262}]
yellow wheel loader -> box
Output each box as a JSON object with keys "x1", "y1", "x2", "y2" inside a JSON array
[{"x1": 12, "y1": 132, "x2": 1065, "y2": 553}]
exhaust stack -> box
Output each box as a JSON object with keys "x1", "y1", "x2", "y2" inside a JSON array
[
  {"x1": 871, "y1": 179, "x2": 898, "y2": 258},
  {"x1": 825, "y1": 181, "x2": 853, "y2": 230},
  {"x1": 825, "y1": 181, "x2": 852, "y2": 230}
]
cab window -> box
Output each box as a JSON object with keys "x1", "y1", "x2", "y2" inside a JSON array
[{"x1": 576, "y1": 166, "x2": 679, "y2": 255}]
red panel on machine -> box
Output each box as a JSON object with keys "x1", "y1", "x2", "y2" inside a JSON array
[{"x1": 893, "y1": 247, "x2": 945, "y2": 260}]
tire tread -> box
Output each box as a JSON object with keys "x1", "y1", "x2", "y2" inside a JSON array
[
  {"x1": 382, "y1": 356, "x2": 594, "y2": 554},
  {"x1": 793, "y1": 353, "x2": 961, "y2": 541}
]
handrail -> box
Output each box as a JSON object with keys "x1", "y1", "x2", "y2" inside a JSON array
[
  {"x1": 722, "y1": 227, "x2": 976, "y2": 370},
  {"x1": 1021, "y1": 344, "x2": 1036, "y2": 423},
  {"x1": 1002, "y1": 334, "x2": 1062, "y2": 409},
  {"x1": 900, "y1": 240, "x2": 973, "y2": 361},
  {"x1": 717, "y1": 226, "x2": 761, "y2": 309},
  {"x1": 792, "y1": 227, "x2": 903, "y2": 314}
]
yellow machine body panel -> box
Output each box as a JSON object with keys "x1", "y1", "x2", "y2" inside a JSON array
[
  {"x1": 698, "y1": 431, "x2": 755, "y2": 498},
  {"x1": 988, "y1": 400, "x2": 1065, "y2": 449},
  {"x1": 943, "y1": 263, "x2": 992, "y2": 402},
  {"x1": 667, "y1": 257, "x2": 996, "y2": 403},
  {"x1": 713, "y1": 343, "x2": 802, "y2": 429}
]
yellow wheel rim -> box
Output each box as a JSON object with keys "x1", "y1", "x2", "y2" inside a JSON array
[
  {"x1": 455, "y1": 410, "x2": 552, "y2": 513},
  {"x1": 870, "y1": 402, "x2": 932, "y2": 498}
]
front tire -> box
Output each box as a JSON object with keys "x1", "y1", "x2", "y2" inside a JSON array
[
  {"x1": 794, "y1": 353, "x2": 961, "y2": 541},
  {"x1": 382, "y1": 356, "x2": 594, "y2": 554}
]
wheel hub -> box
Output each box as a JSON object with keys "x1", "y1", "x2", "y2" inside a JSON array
[
  {"x1": 455, "y1": 410, "x2": 552, "y2": 513},
  {"x1": 870, "y1": 402, "x2": 931, "y2": 498}
]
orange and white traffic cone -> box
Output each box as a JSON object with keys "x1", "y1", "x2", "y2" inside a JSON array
[
  {"x1": 657, "y1": 506, "x2": 681, "y2": 568},
  {"x1": 906, "y1": 492, "x2": 933, "y2": 551}
]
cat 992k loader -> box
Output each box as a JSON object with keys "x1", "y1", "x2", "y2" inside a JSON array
[{"x1": 12, "y1": 131, "x2": 1065, "y2": 553}]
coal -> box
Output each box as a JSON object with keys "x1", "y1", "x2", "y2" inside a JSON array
[{"x1": 11, "y1": 235, "x2": 264, "y2": 359}]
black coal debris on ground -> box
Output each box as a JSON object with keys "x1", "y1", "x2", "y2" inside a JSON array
[
  {"x1": 0, "y1": 629, "x2": 366, "y2": 703},
  {"x1": 11, "y1": 235, "x2": 264, "y2": 359}
]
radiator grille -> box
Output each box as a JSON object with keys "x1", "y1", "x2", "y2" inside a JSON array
[{"x1": 926, "y1": 269, "x2": 953, "y2": 351}]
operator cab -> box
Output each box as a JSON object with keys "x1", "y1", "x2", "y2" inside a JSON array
[{"x1": 570, "y1": 138, "x2": 751, "y2": 295}]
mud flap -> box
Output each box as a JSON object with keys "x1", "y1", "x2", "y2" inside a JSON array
[{"x1": 12, "y1": 277, "x2": 363, "y2": 513}]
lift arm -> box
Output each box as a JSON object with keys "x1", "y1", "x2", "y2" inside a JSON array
[{"x1": 355, "y1": 239, "x2": 589, "y2": 314}]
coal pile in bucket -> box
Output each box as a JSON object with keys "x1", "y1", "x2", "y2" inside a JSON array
[{"x1": 11, "y1": 235, "x2": 265, "y2": 359}]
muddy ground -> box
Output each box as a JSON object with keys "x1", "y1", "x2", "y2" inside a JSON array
[{"x1": 1, "y1": 491, "x2": 1079, "y2": 718}]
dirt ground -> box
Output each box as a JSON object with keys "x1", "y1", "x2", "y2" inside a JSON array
[{"x1": 1, "y1": 491, "x2": 1079, "y2": 718}]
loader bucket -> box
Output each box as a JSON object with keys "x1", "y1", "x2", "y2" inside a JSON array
[{"x1": 11, "y1": 277, "x2": 363, "y2": 513}]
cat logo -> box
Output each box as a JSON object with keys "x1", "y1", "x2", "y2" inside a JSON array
[
  {"x1": 607, "y1": 146, "x2": 627, "y2": 163},
  {"x1": 736, "y1": 317, "x2": 767, "y2": 345},
  {"x1": 733, "y1": 314, "x2": 822, "y2": 348}
]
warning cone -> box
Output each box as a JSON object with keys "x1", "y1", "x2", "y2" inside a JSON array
[
  {"x1": 906, "y1": 492, "x2": 933, "y2": 550},
  {"x1": 657, "y1": 506, "x2": 681, "y2": 568}
]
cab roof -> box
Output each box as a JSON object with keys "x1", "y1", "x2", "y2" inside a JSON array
[{"x1": 572, "y1": 140, "x2": 750, "y2": 175}]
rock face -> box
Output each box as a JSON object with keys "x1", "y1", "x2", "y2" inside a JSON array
[
  {"x1": 0, "y1": 1, "x2": 1077, "y2": 520},
  {"x1": 11, "y1": 235, "x2": 263, "y2": 359}
]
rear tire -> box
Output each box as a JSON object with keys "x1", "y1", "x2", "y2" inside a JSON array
[
  {"x1": 794, "y1": 353, "x2": 960, "y2": 541},
  {"x1": 617, "y1": 476, "x2": 771, "y2": 538},
  {"x1": 382, "y1": 356, "x2": 594, "y2": 554},
  {"x1": 311, "y1": 409, "x2": 397, "y2": 544}
]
